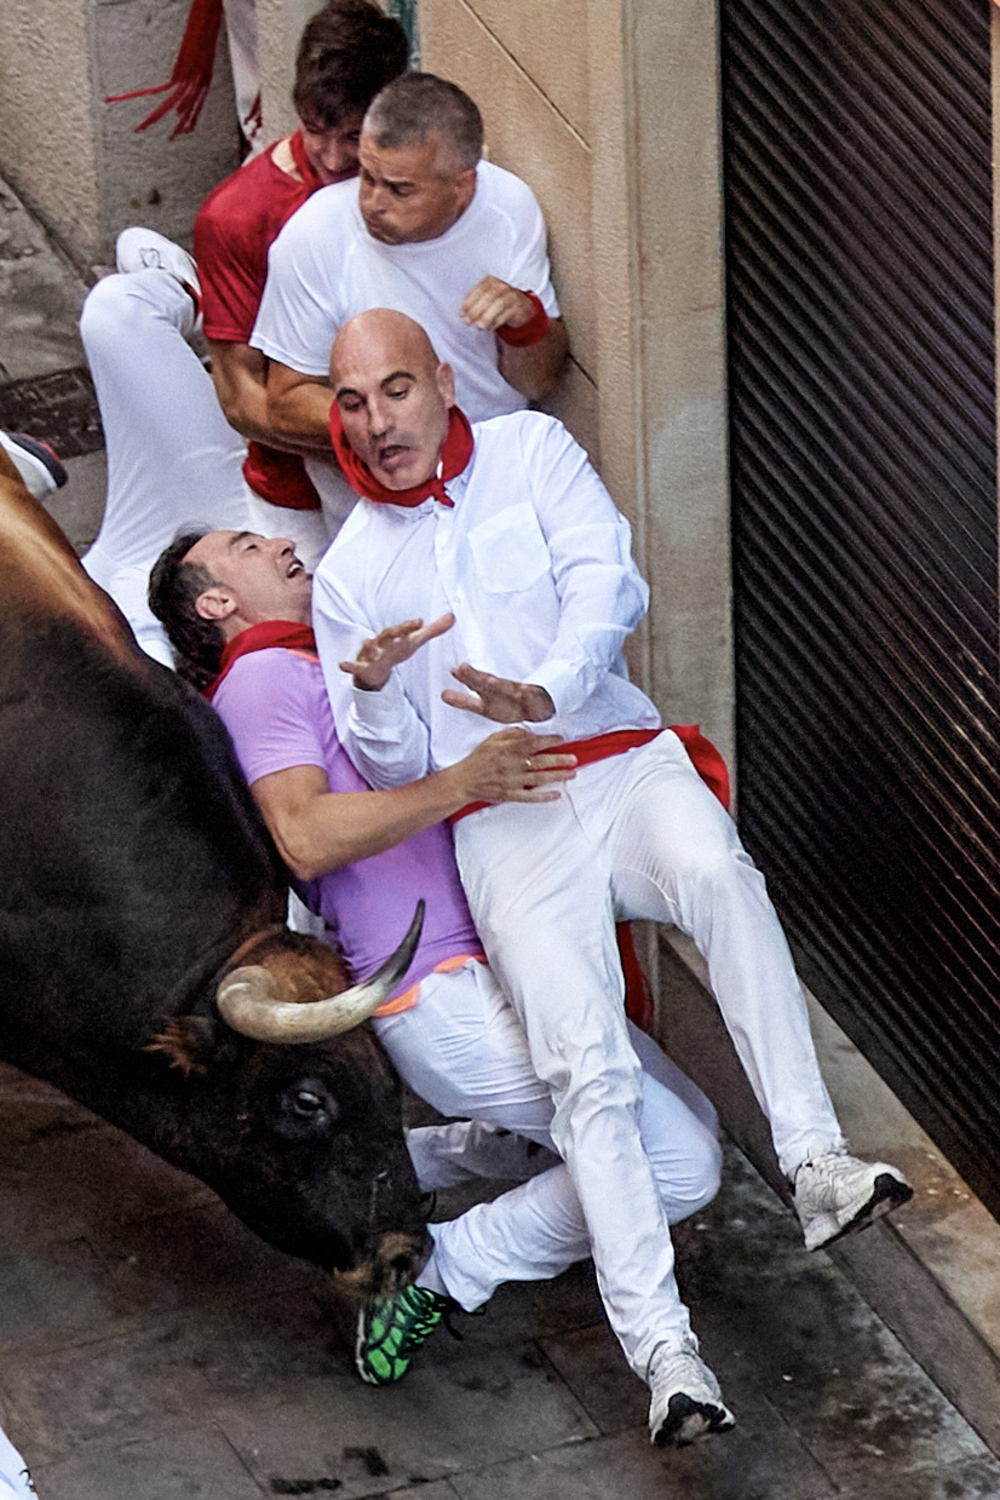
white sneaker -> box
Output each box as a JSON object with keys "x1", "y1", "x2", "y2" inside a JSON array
[
  {"x1": 648, "y1": 1335, "x2": 735, "y2": 1447},
  {"x1": 794, "y1": 1150, "x2": 913, "y2": 1252},
  {"x1": 0, "y1": 431, "x2": 67, "y2": 498},
  {"x1": 115, "y1": 227, "x2": 201, "y2": 329}
]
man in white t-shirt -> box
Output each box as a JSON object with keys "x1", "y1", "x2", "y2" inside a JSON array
[
  {"x1": 253, "y1": 72, "x2": 568, "y2": 452},
  {"x1": 310, "y1": 308, "x2": 913, "y2": 1448}
]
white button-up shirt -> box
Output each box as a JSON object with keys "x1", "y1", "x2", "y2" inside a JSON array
[{"x1": 312, "y1": 410, "x2": 660, "y2": 787}]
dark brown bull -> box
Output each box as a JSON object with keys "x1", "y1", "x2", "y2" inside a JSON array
[{"x1": 0, "y1": 450, "x2": 427, "y2": 1295}]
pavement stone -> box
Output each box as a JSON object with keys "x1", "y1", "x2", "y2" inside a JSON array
[
  {"x1": 448, "y1": 1423, "x2": 836, "y2": 1500},
  {"x1": 45, "y1": 450, "x2": 108, "y2": 553},
  {"x1": 31, "y1": 1423, "x2": 263, "y2": 1500},
  {"x1": 0, "y1": 182, "x2": 87, "y2": 382},
  {"x1": 211, "y1": 1342, "x2": 597, "y2": 1498},
  {"x1": 834, "y1": 1456, "x2": 1000, "y2": 1500},
  {"x1": 0, "y1": 368, "x2": 102, "y2": 459}
]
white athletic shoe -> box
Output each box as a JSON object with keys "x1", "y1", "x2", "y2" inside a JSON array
[
  {"x1": 647, "y1": 1335, "x2": 736, "y2": 1447},
  {"x1": 115, "y1": 227, "x2": 202, "y2": 331},
  {"x1": 794, "y1": 1150, "x2": 913, "y2": 1252},
  {"x1": 0, "y1": 431, "x2": 67, "y2": 498}
]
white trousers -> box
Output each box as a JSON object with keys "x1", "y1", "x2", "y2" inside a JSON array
[
  {"x1": 79, "y1": 267, "x2": 346, "y2": 665},
  {"x1": 221, "y1": 0, "x2": 263, "y2": 154},
  {"x1": 454, "y1": 731, "x2": 844, "y2": 1378},
  {"x1": 375, "y1": 958, "x2": 722, "y2": 1338},
  {"x1": 0, "y1": 1426, "x2": 32, "y2": 1496},
  {"x1": 81, "y1": 270, "x2": 252, "y2": 663}
]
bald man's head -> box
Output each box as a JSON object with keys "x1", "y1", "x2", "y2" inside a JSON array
[{"x1": 330, "y1": 309, "x2": 455, "y2": 491}]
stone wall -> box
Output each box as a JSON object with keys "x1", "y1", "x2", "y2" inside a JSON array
[{"x1": 0, "y1": 0, "x2": 240, "y2": 270}]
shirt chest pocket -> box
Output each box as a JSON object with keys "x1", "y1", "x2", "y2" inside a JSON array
[{"x1": 467, "y1": 503, "x2": 552, "y2": 593}]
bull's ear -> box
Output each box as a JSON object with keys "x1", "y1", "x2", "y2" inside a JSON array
[{"x1": 145, "y1": 1016, "x2": 217, "y2": 1076}]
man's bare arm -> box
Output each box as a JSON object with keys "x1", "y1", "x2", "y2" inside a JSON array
[
  {"x1": 498, "y1": 318, "x2": 569, "y2": 403},
  {"x1": 460, "y1": 276, "x2": 569, "y2": 402},
  {"x1": 250, "y1": 732, "x2": 576, "y2": 881},
  {"x1": 265, "y1": 360, "x2": 339, "y2": 451},
  {"x1": 208, "y1": 341, "x2": 312, "y2": 453}
]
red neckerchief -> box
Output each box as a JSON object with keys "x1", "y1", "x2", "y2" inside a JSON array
[
  {"x1": 288, "y1": 128, "x2": 324, "y2": 191},
  {"x1": 204, "y1": 621, "x2": 316, "y2": 702},
  {"x1": 329, "y1": 405, "x2": 474, "y2": 509}
]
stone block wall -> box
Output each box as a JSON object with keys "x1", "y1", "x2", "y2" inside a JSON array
[{"x1": 0, "y1": 0, "x2": 240, "y2": 270}]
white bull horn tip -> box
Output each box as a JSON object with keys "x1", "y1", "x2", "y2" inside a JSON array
[{"x1": 216, "y1": 901, "x2": 426, "y2": 1044}]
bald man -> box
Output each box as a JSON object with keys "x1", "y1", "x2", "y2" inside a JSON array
[{"x1": 308, "y1": 308, "x2": 912, "y2": 1447}]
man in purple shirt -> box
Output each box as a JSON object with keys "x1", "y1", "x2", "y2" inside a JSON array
[{"x1": 148, "y1": 525, "x2": 724, "y2": 1434}]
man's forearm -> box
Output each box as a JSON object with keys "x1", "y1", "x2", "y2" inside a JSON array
[
  {"x1": 498, "y1": 318, "x2": 569, "y2": 402},
  {"x1": 257, "y1": 774, "x2": 472, "y2": 881},
  {"x1": 209, "y1": 368, "x2": 300, "y2": 452},
  {"x1": 266, "y1": 376, "x2": 338, "y2": 452},
  {"x1": 207, "y1": 341, "x2": 328, "y2": 455},
  {"x1": 255, "y1": 733, "x2": 574, "y2": 881},
  {"x1": 256, "y1": 758, "x2": 519, "y2": 881}
]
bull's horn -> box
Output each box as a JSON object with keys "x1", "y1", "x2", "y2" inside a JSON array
[{"x1": 216, "y1": 900, "x2": 425, "y2": 1043}]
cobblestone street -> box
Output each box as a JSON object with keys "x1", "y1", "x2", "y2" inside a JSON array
[{"x1": 3, "y1": 1064, "x2": 999, "y2": 1499}]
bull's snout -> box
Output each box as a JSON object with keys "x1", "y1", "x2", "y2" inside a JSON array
[{"x1": 332, "y1": 1227, "x2": 432, "y2": 1302}]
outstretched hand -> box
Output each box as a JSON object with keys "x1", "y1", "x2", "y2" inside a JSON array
[
  {"x1": 340, "y1": 614, "x2": 455, "y2": 691},
  {"x1": 442, "y1": 663, "x2": 555, "y2": 724},
  {"x1": 450, "y1": 727, "x2": 576, "y2": 806}
]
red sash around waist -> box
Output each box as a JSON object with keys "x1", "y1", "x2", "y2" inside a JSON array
[
  {"x1": 449, "y1": 725, "x2": 730, "y2": 822},
  {"x1": 448, "y1": 724, "x2": 730, "y2": 1035}
]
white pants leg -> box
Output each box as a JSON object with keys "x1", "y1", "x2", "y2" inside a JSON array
[
  {"x1": 304, "y1": 458, "x2": 360, "y2": 547},
  {"x1": 80, "y1": 270, "x2": 252, "y2": 660},
  {"x1": 601, "y1": 732, "x2": 845, "y2": 1177},
  {"x1": 221, "y1": 0, "x2": 263, "y2": 154},
  {"x1": 375, "y1": 961, "x2": 720, "y2": 1360},
  {"x1": 0, "y1": 1425, "x2": 33, "y2": 1496},
  {"x1": 406, "y1": 1118, "x2": 561, "y2": 1191},
  {"x1": 454, "y1": 809, "x2": 697, "y2": 1377}
]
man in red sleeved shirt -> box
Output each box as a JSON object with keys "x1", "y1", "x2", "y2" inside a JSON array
[
  {"x1": 194, "y1": 0, "x2": 409, "y2": 534},
  {"x1": 81, "y1": 0, "x2": 407, "y2": 664}
]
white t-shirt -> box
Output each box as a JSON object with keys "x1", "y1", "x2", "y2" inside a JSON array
[
  {"x1": 312, "y1": 410, "x2": 658, "y2": 787},
  {"x1": 251, "y1": 161, "x2": 560, "y2": 425}
]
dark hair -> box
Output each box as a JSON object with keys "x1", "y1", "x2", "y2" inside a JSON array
[
  {"x1": 148, "y1": 531, "x2": 225, "y2": 690},
  {"x1": 293, "y1": 0, "x2": 409, "y2": 131},
  {"x1": 363, "y1": 73, "x2": 483, "y2": 173}
]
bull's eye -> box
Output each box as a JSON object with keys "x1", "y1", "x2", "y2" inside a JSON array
[
  {"x1": 276, "y1": 1077, "x2": 340, "y2": 1136},
  {"x1": 291, "y1": 1089, "x2": 326, "y2": 1117}
]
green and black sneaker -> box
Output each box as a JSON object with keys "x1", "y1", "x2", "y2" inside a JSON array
[{"x1": 355, "y1": 1284, "x2": 451, "y2": 1385}]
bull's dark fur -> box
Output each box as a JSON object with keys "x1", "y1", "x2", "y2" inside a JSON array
[{"x1": 0, "y1": 490, "x2": 426, "y2": 1285}]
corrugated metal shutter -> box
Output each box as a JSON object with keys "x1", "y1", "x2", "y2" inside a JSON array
[{"x1": 721, "y1": 0, "x2": 1000, "y2": 1213}]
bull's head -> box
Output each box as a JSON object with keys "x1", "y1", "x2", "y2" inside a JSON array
[{"x1": 148, "y1": 904, "x2": 429, "y2": 1300}]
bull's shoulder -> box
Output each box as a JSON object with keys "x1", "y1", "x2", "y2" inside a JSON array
[{"x1": 0, "y1": 471, "x2": 136, "y2": 663}]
